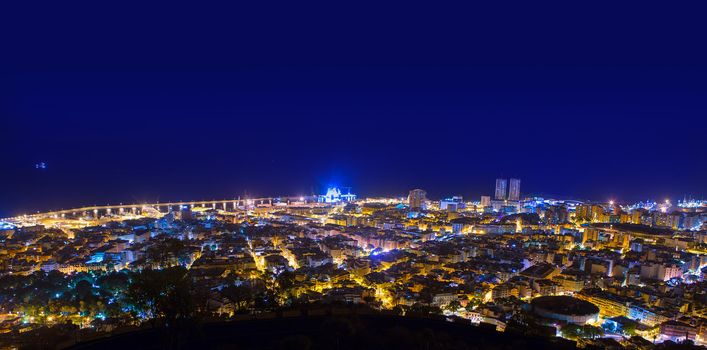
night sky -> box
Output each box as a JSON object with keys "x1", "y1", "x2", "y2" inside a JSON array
[{"x1": 1, "y1": 3, "x2": 706, "y2": 217}]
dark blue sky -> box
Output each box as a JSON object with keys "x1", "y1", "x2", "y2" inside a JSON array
[{"x1": 1, "y1": 2, "x2": 706, "y2": 217}]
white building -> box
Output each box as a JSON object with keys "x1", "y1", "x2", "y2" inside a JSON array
[{"x1": 318, "y1": 187, "x2": 356, "y2": 203}]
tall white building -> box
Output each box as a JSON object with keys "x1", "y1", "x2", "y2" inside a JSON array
[
  {"x1": 495, "y1": 179, "x2": 507, "y2": 200},
  {"x1": 508, "y1": 178, "x2": 521, "y2": 201}
]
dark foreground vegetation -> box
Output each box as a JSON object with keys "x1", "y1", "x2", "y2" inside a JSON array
[{"x1": 65, "y1": 312, "x2": 575, "y2": 350}]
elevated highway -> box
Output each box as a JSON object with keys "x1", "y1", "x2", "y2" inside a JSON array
[{"x1": 3, "y1": 196, "x2": 322, "y2": 222}]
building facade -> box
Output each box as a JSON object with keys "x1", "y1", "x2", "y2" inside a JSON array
[
  {"x1": 495, "y1": 179, "x2": 507, "y2": 200},
  {"x1": 508, "y1": 178, "x2": 521, "y2": 201},
  {"x1": 408, "y1": 189, "x2": 427, "y2": 210}
]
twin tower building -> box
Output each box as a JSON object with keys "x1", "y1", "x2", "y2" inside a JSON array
[{"x1": 495, "y1": 178, "x2": 521, "y2": 201}]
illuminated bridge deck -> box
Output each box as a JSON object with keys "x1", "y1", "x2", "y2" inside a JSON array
[{"x1": 3, "y1": 196, "x2": 325, "y2": 221}]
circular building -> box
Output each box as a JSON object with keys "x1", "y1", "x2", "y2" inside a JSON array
[{"x1": 530, "y1": 296, "x2": 599, "y2": 325}]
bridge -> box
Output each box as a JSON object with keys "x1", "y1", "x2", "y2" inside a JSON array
[{"x1": 4, "y1": 196, "x2": 322, "y2": 222}]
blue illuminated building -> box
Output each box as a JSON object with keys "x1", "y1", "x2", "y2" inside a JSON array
[{"x1": 318, "y1": 187, "x2": 356, "y2": 203}]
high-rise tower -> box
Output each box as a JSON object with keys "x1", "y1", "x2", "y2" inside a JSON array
[
  {"x1": 508, "y1": 178, "x2": 521, "y2": 201},
  {"x1": 494, "y1": 179, "x2": 507, "y2": 200},
  {"x1": 408, "y1": 189, "x2": 427, "y2": 210}
]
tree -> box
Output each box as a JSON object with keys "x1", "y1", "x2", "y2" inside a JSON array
[
  {"x1": 221, "y1": 285, "x2": 253, "y2": 313},
  {"x1": 408, "y1": 303, "x2": 441, "y2": 316},
  {"x1": 97, "y1": 272, "x2": 129, "y2": 295},
  {"x1": 126, "y1": 266, "x2": 204, "y2": 348},
  {"x1": 146, "y1": 238, "x2": 189, "y2": 267},
  {"x1": 60, "y1": 305, "x2": 78, "y2": 315},
  {"x1": 392, "y1": 305, "x2": 409, "y2": 316},
  {"x1": 75, "y1": 280, "x2": 93, "y2": 301},
  {"x1": 622, "y1": 322, "x2": 637, "y2": 336},
  {"x1": 583, "y1": 325, "x2": 604, "y2": 339},
  {"x1": 465, "y1": 298, "x2": 481, "y2": 311},
  {"x1": 276, "y1": 271, "x2": 295, "y2": 292},
  {"x1": 275, "y1": 270, "x2": 296, "y2": 305},
  {"x1": 126, "y1": 269, "x2": 163, "y2": 322},
  {"x1": 445, "y1": 300, "x2": 462, "y2": 312},
  {"x1": 127, "y1": 267, "x2": 198, "y2": 324},
  {"x1": 561, "y1": 324, "x2": 604, "y2": 340},
  {"x1": 560, "y1": 325, "x2": 580, "y2": 340}
]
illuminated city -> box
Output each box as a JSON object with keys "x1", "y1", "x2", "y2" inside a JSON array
[
  {"x1": 0, "y1": 181, "x2": 706, "y2": 349},
  {"x1": 4, "y1": 2, "x2": 707, "y2": 349}
]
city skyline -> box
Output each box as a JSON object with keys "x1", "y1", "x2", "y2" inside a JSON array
[
  {"x1": 0, "y1": 178, "x2": 704, "y2": 218},
  {"x1": 2, "y1": 179, "x2": 705, "y2": 218},
  {"x1": 4, "y1": 187, "x2": 705, "y2": 224}
]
